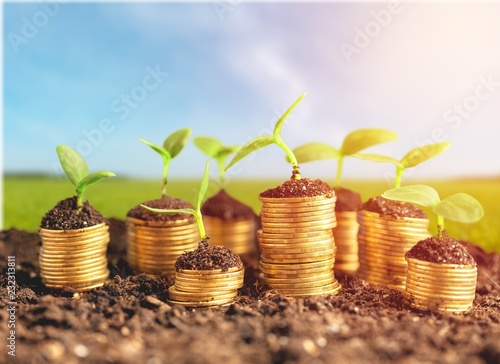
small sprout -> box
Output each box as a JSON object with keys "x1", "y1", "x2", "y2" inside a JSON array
[
  {"x1": 354, "y1": 141, "x2": 451, "y2": 188},
  {"x1": 56, "y1": 145, "x2": 115, "y2": 209},
  {"x1": 382, "y1": 184, "x2": 484, "y2": 234},
  {"x1": 141, "y1": 160, "x2": 211, "y2": 239},
  {"x1": 225, "y1": 93, "x2": 306, "y2": 180},
  {"x1": 292, "y1": 128, "x2": 398, "y2": 186},
  {"x1": 194, "y1": 136, "x2": 240, "y2": 187},
  {"x1": 140, "y1": 128, "x2": 192, "y2": 197}
]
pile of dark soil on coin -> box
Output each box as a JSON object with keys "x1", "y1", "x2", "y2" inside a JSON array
[
  {"x1": 202, "y1": 189, "x2": 256, "y2": 221},
  {"x1": 127, "y1": 196, "x2": 194, "y2": 222},
  {"x1": 333, "y1": 187, "x2": 362, "y2": 212},
  {"x1": 260, "y1": 178, "x2": 333, "y2": 198},
  {"x1": 361, "y1": 196, "x2": 427, "y2": 219},
  {"x1": 175, "y1": 239, "x2": 243, "y2": 271},
  {"x1": 406, "y1": 235, "x2": 476, "y2": 265},
  {"x1": 40, "y1": 197, "x2": 107, "y2": 230},
  {"x1": 1, "y1": 220, "x2": 499, "y2": 364}
]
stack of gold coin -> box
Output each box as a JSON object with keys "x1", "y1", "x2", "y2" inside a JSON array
[
  {"x1": 406, "y1": 257, "x2": 477, "y2": 312},
  {"x1": 258, "y1": 195, "x2": 341, "y2": 297},
  {"x1": 168, "y1": 266, "x2": 244, "y2": 307},
  {"x1": 332, "y1": 211, "x2": 360, "y2": 275},
  {"x1": 357, "y1": 210, "x2": 430, "y2": 290},
  {"x1": 126, "y1": 217, "x2": 200, "y2": 279},
  {"x1": 203, "y1": 216, "x2": 256, "y2": 255},
  {"x1": 39, "y1": 223, "x2": 110, "y2": 291}
]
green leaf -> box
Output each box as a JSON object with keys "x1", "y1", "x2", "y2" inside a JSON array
[
  {"x1": 225, "y1": 135, "x2": 274, "y2": 170},
  {"x1": 341, "y1": 128, "x2": 399, "y2": 156},
  {"x1": 140, "y1": 138, "x2": 172, "y2": 161},
  {"x1": 141, "y1": 205, "x2": 196, "y2": 216},
  {"x1": 382, "y1": 185, "x2": 441, "y2": 209},
  {"x1": 292, "y1": 143, "x2": 341, "y2": 164},
  {"x1": 194, "y1": 136, "x2": 223, "y2": 158},
  {"x1": 273, "y1": 93, "x2": 306, "y2": 140},
  {"x1": 434, "y1": 193, "x2": 484, "y2": 223},
  {"x1": 56, "y1": 145, "x2": 89, "y2": 186},
  {"x1": 76, "y1": 171, "x2": 115, "y2": 194},
  {"x1": 163, "y1": 128, "x2": 192, "y2": 159},
  {"x1": 400, "y1": 141, "x2": 451, "y2": 168},
  {"x1": 215, "y1": 145, "x2": 241, "y2": 159},
  {"x1": 353, "y1": 153, "x2": 401, "y2": 166},
  {"x1": 197, "y1": 161, "x2": 210, "y2": 212}
]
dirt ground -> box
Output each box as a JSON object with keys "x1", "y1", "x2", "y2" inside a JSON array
[{"x1": 1, "y1": 219, "x2": 499, "y2": 364}]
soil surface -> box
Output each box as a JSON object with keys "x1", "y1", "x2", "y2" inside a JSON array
[
  {"x1": 175, "y1": 239, "x2": 243, "y2": 271},
  {"x1": 333, "y1": 187, "x2": 362, "y2": 212},
  {"x1": 260, "y1": 178, "x2": 333, "y2": 198},
  {"x1": 40, "y1": 197, "x2": 107, "y2": 230},
  {"x1": 202, "y1": 189, "x2": 256, "y2": 221},
  {"x1": 406, "y1": 235, "x2": 476, "y2": 265},
  {"x1": 361, "y1": 196, "x2": 427, "y2": 219},
  {"x1": 1, "y1": 220, "x2": 500, "y2": 364},
  {"x1": 127, "y1": 196, "x2": 195, "y2": 222}
]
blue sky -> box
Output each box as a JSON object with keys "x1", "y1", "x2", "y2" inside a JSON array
[{"x1": 4, "y1": 2, "x2": 500, "y2": 184}]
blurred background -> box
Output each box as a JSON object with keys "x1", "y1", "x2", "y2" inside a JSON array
[{"x1": 3, "y1": 2, "x2": 500, "y2": 251}]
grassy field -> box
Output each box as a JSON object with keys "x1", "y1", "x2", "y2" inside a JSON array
[{"x1": 3, "y1": 176, "x2": 500, "y2": 253}]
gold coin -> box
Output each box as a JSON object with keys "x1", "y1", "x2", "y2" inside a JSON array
[
  {"x1": 406, "y1": 266, "x2": 478, "y2": 276},
  {"x1": 40, "y1": 262, "x2": 107, "y2": 274},
  {"x1": 41, "y1": 268, "x2": 109, "y2": 281},
  {"x1": 335, "y1": 211, "x2": 358, "y2": 219},
  {"x1": 261, "y1": 248, "x2": 335, "y2": 259},
  {"x1": 176, "y1": 266, "x2": 242, "y2": 275},
  {"x1": 260, "y1": 271, "x2": 333, "y2": 283},
  {"x1": 169, "y1": 286, "x2": 237, "y2": 299},
  {"x1": 174, "y1": 283, "x2": 243, "y2": 292},
  {"x1": 39, "y1": 223, "x2": 108, "y2": 236},
  {"x1": 167, "y1": 296, "x2": 236, "y2": 307},
  {"x1": 127, "y1": 216, "x2": 195, "y2": 226},
  {"x1": 260, "y1": 210, "x2": 336, "y2": 220},
  {"x1": 174, "y1": 274, "x2": 244, "y2": 284},
  {"x1": 261, "y1": 206, "x2": 335, "y2": 216},
  {"x1": 405, "y1": 281, "x2": 476, "y2": 295},
  {"x1": 271, "y1": 281, "x2": 341, "y2": 296},
  {"x1": 264, "y1": 276, "x2": 335, "y2": 290},
  {"x1": 259, "y1": 259, "x2": 334, "y2": 270},
  {"x1": 357, "y1": 211, "x2": 429, "y2": 225},
  {"x1": 43, "y1": 270, "x2": 109, "y2": 285}
]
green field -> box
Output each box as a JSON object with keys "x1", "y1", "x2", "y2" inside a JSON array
[{"x1": 3, "y1": 176, "x2": 500, "y2": 253}]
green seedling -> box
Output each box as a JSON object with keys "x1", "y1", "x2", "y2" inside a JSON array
[
  {"x1": 194, "y1": 136, "x2": 240, "y2": 187},
  {"x1": 226, "y1": 93, "x2": 306, "y2": 179},
  {"x1": 56, "y1": 145, "x2": 115, "y2": 209},
  {"x1": 354, "y1": 141, "x2": 451, "y2": 188},
  {"x1": 292, "y1": 128, "x2": 398, "y2": 186},
  {"x1": 382, "y1": 185, "x2": 484, "y2": 235},
  {"x1": 141, "y1": 160, "x2": 210, "y2": 240},
  {"x1": 140, "y1": 128, "x2": 192, "y2": 197}
]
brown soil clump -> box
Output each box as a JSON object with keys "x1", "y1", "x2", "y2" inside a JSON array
[
  {"x1": 40, "y1": 197, "x2": 107, "y2": 230},
  {"x1": 201, "y1": 189, "x2": 256, "y2": 221},
  {"x1": 334, "y1": 187, "x2": 362, "y2": 212},
  {"x1": 361, "y1": 196, "x2": 427, "y2": 219},
  {"x1": 127, "y1": 195, "x2": 194, "y2": 222},
  {"x1": 260, "y1": 178, "x2": 333, "y2": 198},
  {"x1": 406, "y1": 235, "x2": 476, "y2": 265},
  {"x1": 175, "y1": 239, "x2": 243, "y2": 271}
]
